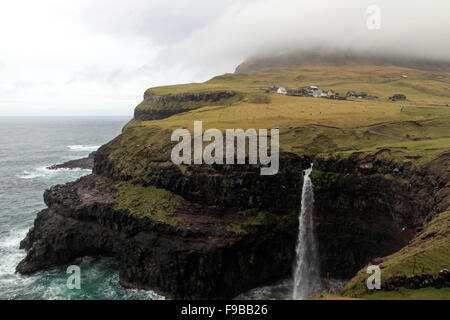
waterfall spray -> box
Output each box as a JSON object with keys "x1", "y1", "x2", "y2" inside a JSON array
[{"x1": 293, "y1": 164, "x2": 320, "y2": 300}]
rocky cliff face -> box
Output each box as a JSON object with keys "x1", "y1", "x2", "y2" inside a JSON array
[
  {"x1": 16, "y1": 140, "x2": 447, "y2": 298},
  {"x1": 17, "y1": 153, "x2": 307, "y2": 298},
  {"x1": 311, "y1": 155, "x2": 446, "y2": 279},
  {"x1": 134, "y1": 91, "x2": 239, "y2": 121}
]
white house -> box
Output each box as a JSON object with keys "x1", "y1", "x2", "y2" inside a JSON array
[
  {"x1": 312, "y1": 90, "x2": 321, "y2": 98},
  {"x1": 277, "y1": 87, "x2": 287, "y2": 95}
]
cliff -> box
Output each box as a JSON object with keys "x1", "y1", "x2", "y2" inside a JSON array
[
  {"x1": 17, "y1": 62, "x2": 450, "y2": 299},
  {"x1": 134, "y1": 91, "x2": 240, "y2": 121}
]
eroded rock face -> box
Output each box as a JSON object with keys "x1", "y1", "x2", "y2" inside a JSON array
[
  {"x1": 311, "y1": 157, "x2": 439, "y2": 279},
  {"x1": 382, "y1": 270, "x2": 450, "y2": 290},
  {"x1": 16, "y1": 171, "x2": 299, "y2": 299},
  {"x1": 17, "y1": 128, "x2": 449, "y2": 299},
  {"x1": 134, "y1": 91, "x2": 238, "y2": 121}
]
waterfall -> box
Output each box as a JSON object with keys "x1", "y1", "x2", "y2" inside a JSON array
[{"x1": 293, "y1": 164, "x2": 320, "y2": 300}]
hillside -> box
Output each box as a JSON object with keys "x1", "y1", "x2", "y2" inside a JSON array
[
  {"x1": 133, "y1": 63, "x2": 450, "y2": 163},
  {"x1": 234, "y1": 52, "x2": 450, "y2": 74},
  {"x1": 17, "y1": 60, "x2": 450, "y2": 299}
]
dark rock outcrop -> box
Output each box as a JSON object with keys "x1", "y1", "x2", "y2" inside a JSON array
[
  {"x1": 383, "y1": 270, "x2": 450, "y2": 290},
  {"x1": 134, "y1": 91, "x2": 239, "y2": 121},
  {"x1": 16, "y1": 171, "x2": 299, "y2": 299},
  {"x1": 47, "y1": 152, "x2": 96, "y2": 170}
]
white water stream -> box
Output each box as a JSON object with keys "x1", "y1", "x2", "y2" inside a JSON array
[{"x1": 292, "y1": 164, "x2": 321, "y2": 300}]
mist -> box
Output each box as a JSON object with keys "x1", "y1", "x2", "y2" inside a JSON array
[
  {"x1": 158, "y1": 0, "x2": 450, "y2": 76},
  {"x1": 0, "y1": 0, "x2": 448, "y2": 115}
]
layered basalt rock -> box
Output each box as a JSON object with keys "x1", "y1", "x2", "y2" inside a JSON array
[
  {"x1": 382, "y1": 270, "x2": 450, "y2": 290},
  {"x1": 134, "y1": 91, "x2": 239, "y2": 121},
  {"x1": 16, "y1": 162, "x2": 301, "y2": 299},
  {"x1": 16, "y1": 144, "x2": 447, "y2": 298},
  {"x1": 311, "y1": 155, "x2": 443, "y2": 279}
]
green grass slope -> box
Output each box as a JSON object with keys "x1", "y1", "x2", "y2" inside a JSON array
[
  {"x1": 341, "y1": 210, "x2": 450, "y2": 300},
  {"x1": 121, "y1": 63, "x2": 450, "y2": 167}
]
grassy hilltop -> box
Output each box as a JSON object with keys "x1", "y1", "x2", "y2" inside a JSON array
[
  {"x1": 128, "y1": 63, "x2": 450, "y2": 164},
  {"x1": 110, "y1": 60, "x2": 450, "y2": 299}
]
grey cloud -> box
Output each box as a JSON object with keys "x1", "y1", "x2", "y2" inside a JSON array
[
  {"x1": 2, "y1": 0, "x2": 448, "y2": 116},
  {"x1": 78, "y1": 0, "x2": 247, "y2": 43},
  {"x1": 153, "y1": 0, "x2": 450, "y2": 81}
]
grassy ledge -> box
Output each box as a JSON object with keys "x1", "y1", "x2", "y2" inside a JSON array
[
  {"x1": 114, "y1": 181, "x2": 183, "y2": 226},
  {"x1": 341, "y1": 211, "x2": 450, "y2": 299}
]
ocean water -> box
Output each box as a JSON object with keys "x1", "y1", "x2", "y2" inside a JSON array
[{"x1": 0, "y1": 117, "x2": 163, "y2": 300}]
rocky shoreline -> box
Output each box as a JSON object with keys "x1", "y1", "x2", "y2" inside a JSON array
[{"x1": 46, "y1": 152, "x2": 96, "y2": 170}]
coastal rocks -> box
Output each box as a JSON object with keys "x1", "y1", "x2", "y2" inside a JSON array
[
  {"x1": 16, "y1": 174, "x2": 118, "y2": 274},
  {"x1": 47, "y1": 151, "x2": 96, "y2": 170},
  {"x1": 16, "y1": 173, "x2": 299, "y2": 299}
]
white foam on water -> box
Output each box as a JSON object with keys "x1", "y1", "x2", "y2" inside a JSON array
[
  {"x1": 17, "y1": 166, "x2": 92, "y2": 180},
  {"x1": 67, "y1": 145, "x2": 100, "y2": 152},
  {"x1": 0, "y1": 228, "x2": 28, "y2": 273},
  {"x1": 0, "y1": 228, "x2": 42, "y2": 298}
]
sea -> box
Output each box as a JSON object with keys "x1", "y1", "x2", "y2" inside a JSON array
[{"x1": 0, "y1": 116, "x2": 163, "y2": 300}]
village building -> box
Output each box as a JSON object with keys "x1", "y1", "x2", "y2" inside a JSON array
[
  {"x1": 327, "y1": 90, "x2": 337, "y2": 99},
  {"x1": 312, "y1": 90, "x2": 321, "y2": 98},
  {"x1": 266, "y1": 85, "x2": 281, "y2": 93},
  {"x1": 308, "y1": 86, "x2": 320, "y2": 96},
  {"x1": 277, "y1": 86, "x2": 287, "y2": 95}
]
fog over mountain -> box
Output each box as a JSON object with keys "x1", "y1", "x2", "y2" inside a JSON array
[{"x1": 0, "y1": 0, "x2": 448, "y2": 115}]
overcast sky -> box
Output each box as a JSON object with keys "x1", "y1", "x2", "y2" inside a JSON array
[{"x1": 0, "y1": 0, "x2": 449, "y2": 116}]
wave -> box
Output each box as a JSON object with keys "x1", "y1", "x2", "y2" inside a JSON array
[
  {"x1": 17, "y1": 166, "x2": 92, "y2": 180},
  {"x1": 0, "y1": 228, "x2": 40, "y2": 299},
  {"x1": 67, "y1": 145, "x2": 100, "y2": 152}
]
